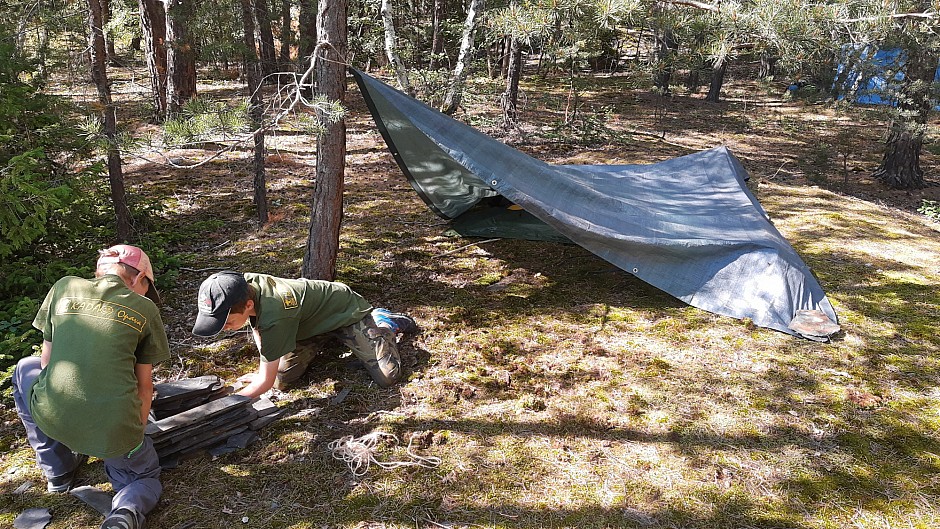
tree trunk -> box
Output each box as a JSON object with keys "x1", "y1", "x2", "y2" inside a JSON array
[
  {"x1": 758, "y1": 52, "x2": 777, "y2": 80},
  {"x1": 429, "y1": 0, "x2": 445, "y2": 69},
  {"x1": 254, "y1": 0, "x2": 277, "y2": 78},
  {"x1": 278, "y1": 0, "x2": 292, "y2": 68},
  {"x1": 88, "y1": 0, "x2": 132, "y2": 241},
  {"x1": 381, "y1": 0, "x2": 412, "y2": 94},
  {"x1": 139, "y1": 0, "x2": 168, "y2": 120},
  {"x1": 653, "y1": 28, "x2": 678, "y2": 95},
  {"x1": 302, "y1": 0, "x2": 347, "y2": 280},
  {"x1": 501, "y1": 37, "x2": 521, "y2": 129},
  {"x1": 101, "y1": 0, "x2": 118, "y2": 64},
  {"x1": 706, "y1": 58, "x2": 727, "y2": 103},
  {"x1": 873, "y1": 51, "x2": 935, "y2": 190},
  {"x1": 241, "y1": 0, "x2": 268, "y2": 224},
  {"x1": 298, "y1": 0, "x2": 317, "y2": 68},
  {"x1": 164, "y1": 0, "x2": 197, "y2": 118},
  {"x1": 441, "y1": 0, "x2": 481, "y2": 115}
]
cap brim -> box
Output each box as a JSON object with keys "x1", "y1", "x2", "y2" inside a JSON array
[
  {"x1": 144, "y1": 283, "x2": 162, "y2": 306},
  {"x1": 192, "y1": 311, "x2": 228, "y2": 337}
]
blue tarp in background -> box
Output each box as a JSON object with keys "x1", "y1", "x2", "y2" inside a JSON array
[{"x1": 834, "y1": 46, "x2": 940, "y2": 108}]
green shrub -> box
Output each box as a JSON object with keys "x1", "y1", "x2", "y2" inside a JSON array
[{"x1": 919, "y1": 200, "x2": 940, "y2": 221}]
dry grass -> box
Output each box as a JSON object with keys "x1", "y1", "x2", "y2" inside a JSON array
[{"x1": 2, "y1": 66, "x2": 940, "y2": 529}]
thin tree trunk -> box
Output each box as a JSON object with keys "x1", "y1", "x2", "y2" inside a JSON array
[
  {"x1": 501, "y1": 36, "x2": 521, "y2": 129},
  {"x1": 429, "y1": 0, "x2": 445, "y2": 69},
  {"x1": 241, "y1": 0, "x2": 268, "y2": 224},
  {"x1": 758, "y1": 51, "x2": 777, "y2": 80},
  {"x1": 442, "y1": 0, "x2": 482, "y2": 115},
  {"x1": 278, "y1": 0, "x2": 292, "y2": 68},
  {"x1": 101, "y1": 0, "x2": 118, "y2": 64},
  {"x1": 653, "y1": 28, "x2": 677, "y2": 95},
  {"x1": 88, "y1": 0, "x2": 132, "y2": 241},
  {"x1": 139, "y1": 0, "x2": 167, "y2": 120},
  {"x1": 164, "y1": 0, "x2": 197, "y2": 118},
  {"x1": 706, "y1": 59, "x2": 727, "y2": 103},
  {"x1": 255, "y1": 0, "x2": 277, "y2": 78},
  {"x1": 381, "y1": 0, "x2": 412, "y2": 94},
  {"x1": 298, "y1": 0, "x2": 317, "y2": 68},
  {"x1": 302, "y1": 0, "x2": 347, "y2": 280}
]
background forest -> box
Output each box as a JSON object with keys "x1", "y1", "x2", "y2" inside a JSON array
[{"x1": 1, "y1": 0, "x2": 940, "y2": 528}]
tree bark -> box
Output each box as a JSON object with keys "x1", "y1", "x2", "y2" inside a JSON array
[
  {"x1": 381, "y1": 0, "x2": 412, "y2": 94},
  {"x1": 298, "y1": 0, "x2": 317, "y2": 68},
  {"x1": 139, "y1": 0, "x2": 168, "y2": 120},
  {"x1": 241, "y1": 0, "x2": 268, "y2": 224},
  {"x1": 653, "y1": 28, "x2": 678, "y2": 95},
  {"x1": 88, "y1": 0, "x2": 132, "y2": 241},
  {"x1": 429, "y1": 0, "x2": 446, "y2": 69},
  {"x1": 441, "y1": 0, "x2": 482, "y2": 115},
  {"x1": 758, "y1": 51, "x2": 777, "y2": 80},
  {"x1": 254, "y1": 0, "x2": 277, "y2": 78},
  {"x1": 302, "y1": 0, "x2": 347, "y2": 280},
  {"x1": 500, "y1": 36, "x2": 521, "y2": 129},
  {"x1": 873, "y1": 51, "x2": 935, "y2": 190},
  {"x1": 706, "y1": 58, "x2": 727, "y2": 103},
  {"x1": 164, "y1": 0, "x2": 197, "y2": 118},
  {"x1": 278, "y1": 0, "x2": 292, "y2": 68},
  {"x1": 101, "y1": 0, "x2": 118, "y2": 64}
]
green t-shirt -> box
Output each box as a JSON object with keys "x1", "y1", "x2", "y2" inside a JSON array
[
  {"x1": 29, "y1": 275, "x2": 170, "y2": 459},
  {"x1": 246, "y1": 273, "x2": 372, "y2": 362}
]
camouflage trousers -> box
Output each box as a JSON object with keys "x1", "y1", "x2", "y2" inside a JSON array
[{"x1": 276, "y1": 312, "x2": 401, "y2": 388}]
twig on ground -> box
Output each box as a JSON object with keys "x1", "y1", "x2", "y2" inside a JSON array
[{"x1": 438, "y1": 238, "x2": 501, "y2": 257}]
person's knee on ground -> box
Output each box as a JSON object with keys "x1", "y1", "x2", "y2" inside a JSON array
[
  {"x1": 337, "y1": 315, "x2": 402, "y2": 387},
  {"x1": 274, "y1": 345, "x2": 317, "y2": 390}
]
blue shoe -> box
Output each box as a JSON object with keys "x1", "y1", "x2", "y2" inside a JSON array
[{"x1": 372, "y1": 308, "x2": 419, "y2": 334}]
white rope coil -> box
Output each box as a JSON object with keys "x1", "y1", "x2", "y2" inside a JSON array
[{"x1": 328, "y1": 432, "x2": 442, "y2": 476}]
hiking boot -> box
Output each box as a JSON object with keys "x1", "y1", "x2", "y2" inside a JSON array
[
  {"x1": 46, "y1": 454, "x2": 87, "y2": 493},
  {"x1": 100, "y1": 508, "x2": 144, "y2": 529},
  {"x1": 372, "y1": 308, "x2": 420, "y2": 334}
]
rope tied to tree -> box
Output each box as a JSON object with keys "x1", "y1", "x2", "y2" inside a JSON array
[{"x1": 327, "y1": 432, "x2": 442, "y2": 476}]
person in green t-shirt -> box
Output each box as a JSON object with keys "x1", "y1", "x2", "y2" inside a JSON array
[
  {"x1": 191, "y1": 271, "x2": 418, "y2": 398},
  {"x1": 11, "y1": 245, "x2": 170, "y2": 529}
]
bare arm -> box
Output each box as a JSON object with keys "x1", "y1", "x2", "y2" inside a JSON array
[
  {"x1": 40, "y1": 340, "x2": 52, "y2": 369},
  {"x1": 135, "y1": 363, "x2": 154, "y2": 425},
  {"x1": 236, "y1": 357, "x2": 279, "y2": 398}
]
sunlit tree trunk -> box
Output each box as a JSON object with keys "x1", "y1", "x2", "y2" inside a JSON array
[
  {"x1": 302, "y1": 0, "x2": 347, "y2": 280},
  {"x1": 88, "y1": 0, "x2": 132, "y2": 241},
  {"x1": 164, "y1": 0, "x2": 197, "y2": 117},
  {"x1": 442, "y1": 0, "x2": 482, "y2": 115},
  {"x1": 139, "y1": 0, "x2": 167, "y2": 120},
  {"x1": 501, "y1": 36, "x2": 521, "y2": 128},
  {"x1": 241, "y1": 0, "x2": 268, "y2": 224},
  {"x1": 381, "y1": 0, "x2": 412, "y2": 94}
]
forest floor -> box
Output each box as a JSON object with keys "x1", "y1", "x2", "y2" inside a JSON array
[{"x1": 2, "y1": 64, "x2": 940, "y2": 529}]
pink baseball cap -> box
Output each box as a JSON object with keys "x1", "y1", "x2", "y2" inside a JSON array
[
  {"x1": 96, "y1": 245, "x2": 162, "y2": 305},
  {"x1": 97, "y1": 244, "x2": 156, "y2": 283}
]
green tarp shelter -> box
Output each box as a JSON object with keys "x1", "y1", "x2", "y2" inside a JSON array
[{"x1": 353, "y1": 69, "x2": 840, "y2": 340}]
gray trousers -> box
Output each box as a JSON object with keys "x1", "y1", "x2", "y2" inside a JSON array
[{"x1": 13, "y1": 355, "x2": 162, "y2": 521}]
